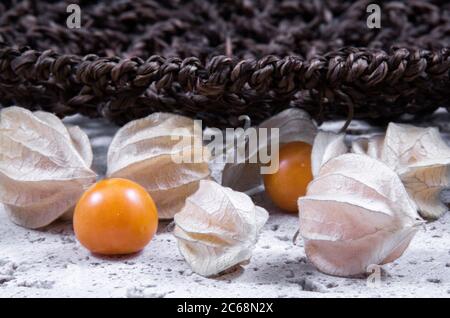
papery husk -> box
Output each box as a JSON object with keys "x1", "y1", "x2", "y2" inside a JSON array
[
  {"x1": 298, "y1": 153, "x2": 422, "y2": 277},
  {"x1": 311, "y1": 131, "x2": 347, "y2": 178},
  {"x1": 107, "y1": 112, "x2": 211, "y2": 219},
  {"x1": 67, "y1": 126, "x2": 94, "y2": 167},
  {"x1": 0, "y1": 107, "x2": 96, "y2": 229},
  {"x1": 352, "y1": 123, "x2": 450, "y2": 219},
  {"x1": 221, "y1": 108, "x2": 317, "y2": 192},
  {"x1": 174, "y1": 180, "x2": 269, "y2": 277},
  {"x1": 351, "y1": 134, "x2": 384, "y2": 160}
]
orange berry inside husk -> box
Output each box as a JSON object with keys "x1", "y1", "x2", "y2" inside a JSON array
[
  {"x1": 73, "y1": 178, "x2": 158, "y2": 255},
  {"x1": 263, "y1": 141, "x2": 313, "y2": 213}
]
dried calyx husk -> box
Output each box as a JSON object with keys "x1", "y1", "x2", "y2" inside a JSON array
[
  {"x1": 351, "y1": 134, "x2": 384, "y2": 160},
  {"x1": 311, "y1": 131, "x2": 347, "y2": 178},
  {"x1": 298, "y1": 153, "x2": 422, "y2": 277},
  {"x1": 107, "y1": 112, "x2": 211, "y2": 219},
  {"x1": 0, "y1": 107, "x2": 96, "y2": 229},
  {"x1": 352, "y1": 123, "x2": 450, "y2": 219},
  {"x1": 174, "y1": 180, "x2": 269, "y2": 277},
  {"x1": 221, "y1": 108, "x2": 317, "y2": 193}
]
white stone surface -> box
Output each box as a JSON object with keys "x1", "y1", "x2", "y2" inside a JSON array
[{"x1": 1, "y1": 111, "x2": 450, "y2": 298}]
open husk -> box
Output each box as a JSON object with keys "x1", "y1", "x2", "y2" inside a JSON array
[
  {"x1": 0, "y1": 107, "x2": 96, "y2": 229},
  {"x1": 352, "y1": 123, "x2": 450, "y2": 219},
  {"x1": 298, "y1": 153, "x2": 422, "y2": 277},
  {"x1": 107, "y1": 112, "x2": 211, "y2": 219},
  {"x1": 174, "y1": 180, "x2": 269, "y2": 277},
  {"x1": 221, "y1": 108, "x2": 317, "y2": 192}
]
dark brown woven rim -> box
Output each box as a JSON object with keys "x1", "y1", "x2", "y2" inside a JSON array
[{"x1": 1, "y1": 0, "x2": 450, "y2": 128}]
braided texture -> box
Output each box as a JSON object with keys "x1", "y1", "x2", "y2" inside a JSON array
[{"x1": 1, "y1": 0, "x2": 450, "y2": 127}]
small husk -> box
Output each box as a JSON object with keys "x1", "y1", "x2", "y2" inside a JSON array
[
  {"x1": 298, "y1": 153, "x2": 422, "y2": 277},
  {"x1": 107, "y1": 112, "x2": 211, "y2": 219},
  {"x1": 352, "y1": 123, "x2": 450, "y2": 219},
  {"x1": 174, "y1": 180, "x2": 269, "y2": 277},
  {"x1": 0, "y1": 107, "x2": 96, "y2": 229}
]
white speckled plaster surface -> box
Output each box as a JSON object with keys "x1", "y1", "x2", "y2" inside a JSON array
[{"x1": 1, "y1": 110, "x2": 450, "y2": 298}]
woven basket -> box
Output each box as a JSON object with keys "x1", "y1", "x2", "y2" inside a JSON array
[{"x1": 1, "y1": 0, "x2": 449, "y2": 128}]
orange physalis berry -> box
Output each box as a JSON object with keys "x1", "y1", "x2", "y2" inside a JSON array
[
  {"x1": 263, "y1": 141, "x2": 313, "y2": 213},
  {"x1": 74, "y1": 178, "x2": 158, "y2": 255}
]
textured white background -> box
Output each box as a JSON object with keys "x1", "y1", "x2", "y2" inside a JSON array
[{"x1": 1, "y1": 110, "x2": 450, "y2": 298}]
